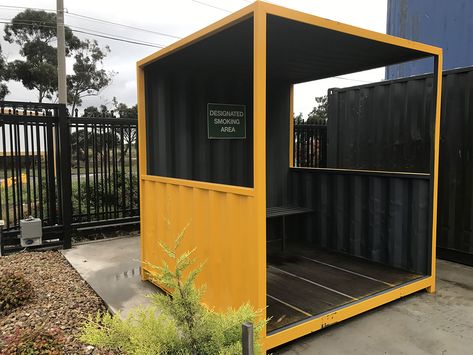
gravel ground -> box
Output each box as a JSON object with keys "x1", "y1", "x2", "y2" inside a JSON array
[{"x1": 0, "y1": 250, "x2": 114, "y2": 354}]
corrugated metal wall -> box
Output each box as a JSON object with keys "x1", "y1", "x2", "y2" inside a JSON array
[
  {"x1": 266, "y1": 80, "x2": 291, "y2": 207},
  {"x1": 386, "y1": 0, "x2": 473, "y2": 79},
  {"x1": 144, "y1": 18, "x2": 254, "y2": 188},
  {"x1": 328, "y1": 66, "x2": 473, "y2": 265},
  {"x1": 140, "y1": 177, "x2": 263, "y2": 313},
  {"x1": 437, "y1": 68, "x2": 473, "y2": 264},
  {"x1": 288, "y1": 169, "x2": 430, "y2": 274},
  {"x1": 327, "y1": 77, "x2": 433, "y2": 173}
]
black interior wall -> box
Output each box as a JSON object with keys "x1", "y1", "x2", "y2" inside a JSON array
[
  {"x1": 264, "y1": 78, "x2": 431, "y2": 274},
  {"x1": 144, "y1": 18, "x2": 254, "y2": 187},
  {"x1": 288, "y1": 169, "x2": 430, "y2": 275},
  {"x1": 327, "y1": 77, "x2": 433, "y2": 173},
  {"x1": 266, "y1": 80, "x2": 291, "y2": 207}
]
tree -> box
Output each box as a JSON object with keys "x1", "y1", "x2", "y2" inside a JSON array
[
  {"x1": 306, "y1": 95, "x2": 328, "y2": 124},
  {"x1": 112, "y1": 97, "x2": 137, "y2": 118},
  {"x1": 72, "y1": 104, "x2": 115, "y2": 162},
  {"x1": 0, "y1": 44, "x2": 9, "y2": 100},
  {"x1": 112, "y1": 98, "x2": 138, "y2": 156},
  {"x1": 81, "y1": 104, "x2": 110, "y2": 118},
  {"x1": 67, "y1": 40, "x2": 115, "y2": 113},
  {"x1": 293, "y1": 112, "x2": 303, "y2": 124},
  {"x1": 4, "y1": 9, "x2": 81, "y2": 102}
]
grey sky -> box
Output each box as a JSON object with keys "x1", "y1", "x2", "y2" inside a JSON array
[{"x1": 0, "y1": 0, "x2": 387, "y2": 116}]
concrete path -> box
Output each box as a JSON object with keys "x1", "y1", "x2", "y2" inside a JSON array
[
  {"x1": 63, "y1": 237, "x2": 473, "y2": 354},
  {"x1": 62, "y1": 236, "x2": 159, "y2": 316}
]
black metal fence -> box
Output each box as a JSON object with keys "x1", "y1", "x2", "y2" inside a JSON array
[
  {"x1": 293, "y1": 122, "x2": 327, "y2": 167},
  {"x1": 69, "y1": 116, "x2": 139, "y2": 231},
  {"x1": 0, "y1": 100, "x2": 138, "y2": 254}
]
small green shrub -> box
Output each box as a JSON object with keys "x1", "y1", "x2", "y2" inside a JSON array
[
  {"x1": 0, "y1": 271, "x2": 34, "y2": 316},
  {"x1": 81, "y1": 227, "x2": 265, "y2": 354},
  {"x1": 0, "y1": 326, "x2": 65, "y2": 354},
  {"x1": 72, "y1": 172, "x2": 139, "y2": 221}
]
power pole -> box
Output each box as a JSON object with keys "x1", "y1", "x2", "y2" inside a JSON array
[{"x1": 57, "y1": 0, "x2": 67, "y2": 104}]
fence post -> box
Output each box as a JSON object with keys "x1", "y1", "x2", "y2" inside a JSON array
[
  {"x1": 242, "y1": 322, "x2": 254, "y2": 355},
  {"x1": 46, "y1": 118, "x2": 57, "y2": 225},
  {"x1": 58, "y1": 104, "x2": 72, "y2": 249}
]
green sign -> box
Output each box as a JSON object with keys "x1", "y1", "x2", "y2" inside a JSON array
[{"x1": 207, "y1": 103, "x2": 246, "y2": 139}]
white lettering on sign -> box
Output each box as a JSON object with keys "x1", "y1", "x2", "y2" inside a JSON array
[
  {"x1": 207, "y1": 103, "x2": 246, "y2": 139},
  {"x1": 214, "y1": 118, "x2": 240, "y2": 125},
  {"x1": 221, "y1": 126, "x2": 236, "y2": 132},
  {"x1": 209, "y1": 110, "x2": 245, "y2": 118}
]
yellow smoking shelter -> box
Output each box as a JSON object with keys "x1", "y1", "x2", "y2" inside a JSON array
[{"x1": 137, "y1": 1, "x2": 442, "y2": 350}]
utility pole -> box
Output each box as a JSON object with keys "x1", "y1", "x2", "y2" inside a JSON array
[{"x1": 57, "y1": 0, "x2": 67, "y2": 104}]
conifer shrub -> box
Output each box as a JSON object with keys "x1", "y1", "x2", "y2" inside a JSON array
[{"x1": 81, "y1": 227, "x2": 265, "y2": 354}]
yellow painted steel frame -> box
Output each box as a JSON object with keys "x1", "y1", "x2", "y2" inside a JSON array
[
  {"x1": 137, "y1": 1, "x2": 442, "y2": 352},
  {"x1": 136, "y1": 0, "x2": 266, "y2": 334}
]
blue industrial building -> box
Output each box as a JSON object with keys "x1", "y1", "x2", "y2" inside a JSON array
[{"x1": 386, "y1": 0, "x2": 473, "y2": 79}]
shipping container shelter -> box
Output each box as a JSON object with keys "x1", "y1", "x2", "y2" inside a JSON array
[{"x1": 137, "y1": 1, "x2": 442, "y2": 350}]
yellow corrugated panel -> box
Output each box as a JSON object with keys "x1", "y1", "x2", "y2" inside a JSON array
[{"x1": 140, "y1": 176, "x2": 264, "y2": 313}]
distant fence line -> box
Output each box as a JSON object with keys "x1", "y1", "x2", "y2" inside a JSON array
[{"x1": 293, "y1": 122, "x2": 327, "y2": 168}]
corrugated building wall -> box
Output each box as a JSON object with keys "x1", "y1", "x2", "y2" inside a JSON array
[{"x1": 386, "y1": 0, "x2": 473, "y2": 78}]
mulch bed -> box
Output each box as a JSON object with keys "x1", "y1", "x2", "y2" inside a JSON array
[{"x1": 0, "y1": 250, "x2": 113, "y2": 354}]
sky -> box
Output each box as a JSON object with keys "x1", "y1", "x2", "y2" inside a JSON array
[{"x1": 0, "y1": 0, "x2": 387, "y2": 117}]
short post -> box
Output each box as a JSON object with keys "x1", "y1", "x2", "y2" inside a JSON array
[
  {"x1": 0, "y1": 220, "x2": 4, "y2": 256},
  {"x1": 242, "y1": 322, "x2": 254, "y2": 355}
]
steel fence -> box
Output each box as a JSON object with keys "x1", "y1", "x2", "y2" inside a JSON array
[
  {"x1": 0, "y1": 100, "x2": 138, "y2": 254},
  {"x1": 293, "y1": 123, "x2": 327, "y2": 168},
  {"x1": 69, "y1": 116, "x2": 139, "y2": 229}
]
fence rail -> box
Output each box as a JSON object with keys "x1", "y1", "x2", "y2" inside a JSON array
[
  {"x1": 294, "y1": 123, "x2": 327, "y2": 168},
  {"x1": 0, "y1": 100, "x2": 138, "y2": 254}
]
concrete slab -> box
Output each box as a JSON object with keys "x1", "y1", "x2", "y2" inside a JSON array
[
  {"x1": 274, "y1": 260, "x2": 473, "y2": 355},
  {"x1": 61, "y1": 236, "x2": 160, "y2": 316},
  {"x1": 63, "y1": 237, "x2": 473, "y2": 354}
]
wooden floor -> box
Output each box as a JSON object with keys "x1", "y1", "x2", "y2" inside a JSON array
[{"x1": 266, "y1": 248, "x2": 422, "y2": 333}]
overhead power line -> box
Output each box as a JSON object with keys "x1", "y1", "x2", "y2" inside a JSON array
[
  {"x1": 0, "y1": 4, "x2": 55, "y2": 12},
  {"x1": 71, "y1": 28, "x2": 165, "y2": 48},
  {"x1": 192, "y1": 0, "x2": 232, "y2": 13},
  {"x1": 0, "y1": 20, "x2": 165, "y2": 48},
  {"x1": 333, "y1": 76, "x2": 373, "y2": 83},
  {"x1": 192, "y1": 0, "x2": 255, "y2": 12},
  {"x1": 66, "y1": 12, "x2": 181, "y2": 40},
  {"x1": 0, "y1": 4, "x2": 181, "y2": 40}
]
